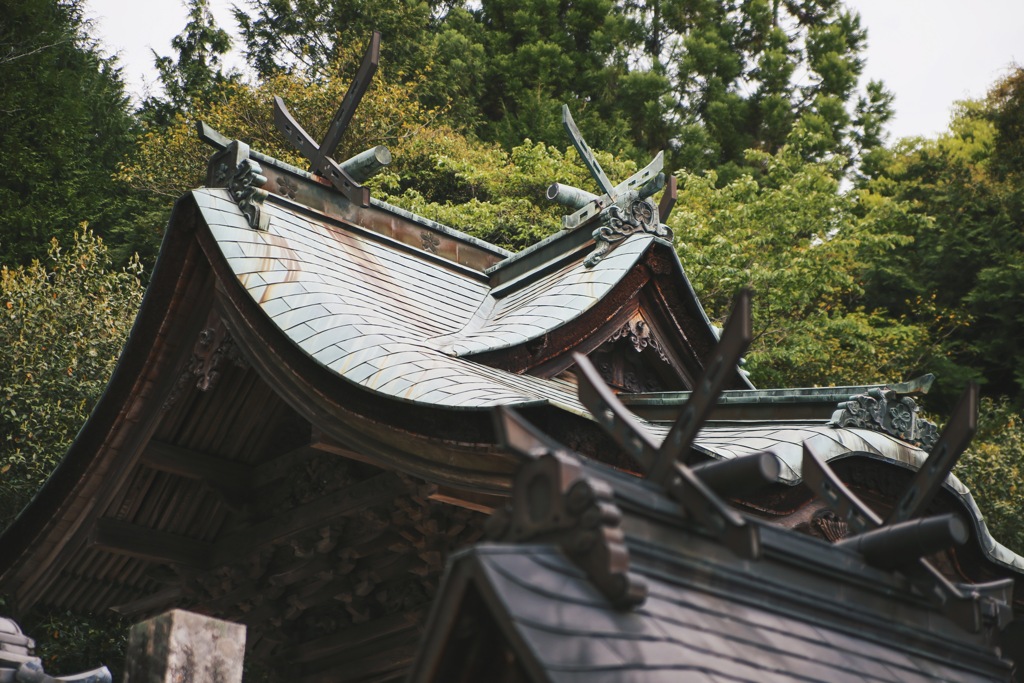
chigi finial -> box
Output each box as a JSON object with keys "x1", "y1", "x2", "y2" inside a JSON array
[
  {"x1": 548, "y1": 105, "x2": 674, "y2": 266},
  {"x1": 273, "y1": 31, "x2": 391, "y2": 207}
]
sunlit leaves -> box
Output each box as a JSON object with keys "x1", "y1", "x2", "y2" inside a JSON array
[
  {"x1": 0, "y1": 229, "x2": 143, "y2": 526},
  {"x1": 670, "y1": 144, "x2": 926, "y2": 387}
]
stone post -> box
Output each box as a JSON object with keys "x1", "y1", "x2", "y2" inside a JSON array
[{"x1": 124, "y1": 609, "x2": 246, "y2": 683}]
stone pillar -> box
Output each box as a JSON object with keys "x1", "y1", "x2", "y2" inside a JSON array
[{"x1": 124, "y1": 609, "x2": 246, "y2": 683}]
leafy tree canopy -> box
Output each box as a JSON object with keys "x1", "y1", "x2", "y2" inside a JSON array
[
  {"x1": 118, "y1": 52, "x2": 644, "y2": 253},
  {"x1": 141, "y1": 0, "x2": 238, "y2": 126},
  {"x1": 670, "y1": 141, "x2": 934, "y2": 388},
  {"x1": 0, "y1": 0, "x2": 141, "y2": 265},
  {"x1": 0, "y1": 229, "x2": 143, "y2": 527},
  {"x1": 956, "y1": 398, "x2": 1024, "y2": 554},
  {"x1": 860, "y1": 68, "x2": 1024, "y2": 403},
  {"x1": 226, "y1": 0, "x2": 893, "y2": 179}
]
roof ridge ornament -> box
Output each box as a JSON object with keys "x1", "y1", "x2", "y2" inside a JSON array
[
  {"x1": 575, "y1": 290, "x2": 774, "y2": 559},
  {"x1": 548, "y1": 105, "x2": 673, "y2": 267},
  {"x1": 828, "y1": 386, "x2": 940, "y2": 451},
  {"x1": 488, "y1": 407, "x2": 649, "y2": 609},
  {"x1": 204, "y1": 140, "x2": 270, "y2": 231},
  {"x1": 803, "y1": 382, "x2": 1019, "y2": 637},
  {"x1": 273, "y1": 31, "x2": 390, "y2": 207}
]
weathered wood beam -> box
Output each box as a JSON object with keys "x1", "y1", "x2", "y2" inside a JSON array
[
  {"x1": 308, "y1": 433, "x2": 381, "y2": 468},
  {"x1": 215, "y1": 472, "x2": 410, "y2": 562},
  {"x1": 91, "y1": 519, "x2": 213, "y2": 569},
  {"x1": 311, "y1": 435, "x2": 508, "y2": 514},
  {"x1": 89, "y1": 474, "x2": 408, "y2": 613},
  {"x1": 140, "y1": 440, "x2": 253, "y2": 489},
  {"x1": 428, "y1": 486, "x2": 504, "y2": 514},
  {"x1": 288, "y1": 610, "x2": 423, "y2": 664},
  {"x1": 299, "y1": 632, "x2": 420, "y2": 682},
  {"x1": 110, "y1": 586, "x2": 185, "y2": 618},
  {"x1": 251, "y1": 444, "x2": 322, "y2": 488}
]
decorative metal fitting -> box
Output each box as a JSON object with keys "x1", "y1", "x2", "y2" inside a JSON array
[
  {"x1": 551, "y1": 105, "x2": 674, "y2": 267},
  {"x1": 610, "y1": 314, "x2": 669, "y2": 363},
  {"x1": 586, "y1": 194, "x2": 672, "y2": 268},
  {"x1": 828, "y1": 388, "x2": 939, "y2": 452},
  {"x1": 206, "y1": 140, "x2": 270, "y2": 231},
  {"x1": 229, "y1": 158, "x2": 270, "y2": 231}
]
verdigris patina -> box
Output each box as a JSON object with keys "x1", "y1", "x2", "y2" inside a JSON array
[
  {"x1": 548, "y1": 105, "x2": 672, "y2": 267},
  {"x1": 829, "y1": 387, "x2": 940, "y2": 451}
]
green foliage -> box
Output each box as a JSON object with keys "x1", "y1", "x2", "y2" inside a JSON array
[
  {"x1": 0, "y1": 229, "x2": 143, "y2": 527},
  {"x1": 372, "y1": 131, "x2": 642, "y2": 250},
  {"x1": 234, "y1": 0, "x2": 438, "y2": 80},
  {"x1": 119, "y1": 54, "x2": 445, "y2": 199},
  {"x1": 860, "y1": 69, "x2": 1024, "y2": 403},
  {"x1": 956, "y1": 399, "x2": 1024, "y2": 554},
  {"x1": 461, "y1": 0, "x2": 649, "y2": 155},
  {"x1": 23, "y1": 610, "x2": 128, "y2": 681},
  {"x1": 142, "y1": 0, "x2": 238, "y2": 126},
  {"x1": 0, "y1": 0, "x2": 141, "y2": 265},
  {"x1": 118, "y1": 54, "x2": 648, "y2": 253},
  {"x1": 671, "y1": 144, "x2": 932, "y2": 387},
  {"x1": 227, "y1": 0, "x2": 891, "y2": 177}
]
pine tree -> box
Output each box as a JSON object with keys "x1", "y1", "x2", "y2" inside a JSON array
[
  {"x1": 0, "y1": 0, "x2": 138, "y2": 264},
  {"x1": 141, "y1": 0, "x2": 236, "y2": 126}
]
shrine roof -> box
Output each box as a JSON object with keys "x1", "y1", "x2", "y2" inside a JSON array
[
  {"x1": 423, "y1": 543, "x2": 1009, "y2": 683},
  {"x1": 195, "y1": 186, "x2": 643, "y2": 411},
  {"x1": 194, "y1": 147, "x2": 713, "y2": 403},
  {"x1": 189, "y1": 183, "x2": 1024, "y2": 577},
  {"x1": 411, "y1": 407, "x2": 1019, "y2": 681},
  {"x1": 1, "y1": 43, "x2": 1022, "y2": 680}
]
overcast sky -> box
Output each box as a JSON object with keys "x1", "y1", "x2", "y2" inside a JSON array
[{"x1": 85, "y1": 0, "x2": 1023, "y2": 142}]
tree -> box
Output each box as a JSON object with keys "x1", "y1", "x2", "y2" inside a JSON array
[
  {"x1": 628, "y1": 0, "x2": 892, "y2": 178},
  {"x1": 141, "y1": 0, "x2": 237, "y2": 126},
  {"x1": 859, "y1": 69, "x2": 1024, "y2": 404},
  {"x1": 457, "y1": 0, "x2": 656, "y2": 156},
  {"x1": 227, "y1": 0, "x2": 891, "y2": 179},
  {"x1": 0, "y1": 229, "x2": 143, "y2": 527},
  {"x1": 670, "y1": 144, "x2": 930, "y2": 388},
  {"x1": 955, "y1": 398, "x2": 1024, "y2": 555},
  {"x1": 446, "y1": 0, "x2": 894, "y2": 175},
  {"x1": 234, "y1": 0, "x2": 438, "y2": 80},
  {"x1": 0, "y1": 0, "x2": 140, "y2": 265}
]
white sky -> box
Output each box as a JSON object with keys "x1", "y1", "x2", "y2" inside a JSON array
[{"x1": 85, "y1": 0, "x2": 1024, "y2": 142}]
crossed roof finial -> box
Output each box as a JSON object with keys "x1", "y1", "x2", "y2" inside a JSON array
[
  {"x1": 549, "y1": 106, "x2": 679, "y2": 266},
  {"x1": 273, "y1": 32, "x2": 390, "y2": 207}
]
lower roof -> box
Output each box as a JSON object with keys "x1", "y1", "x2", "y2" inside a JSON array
[{"x1": 414, "y1": 544, "x2": 1011, "y2": 683}]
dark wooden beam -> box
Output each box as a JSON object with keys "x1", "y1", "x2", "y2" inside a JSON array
[
  {"x1": 140, "y1": 440, "x2": 252, "y2": 489},
  {"x1": 428, "y1": 486, "x2": 504, "y2": 514},
  {"x1": 299, "y1": 631, "x2": 420, "y2": 682},
  {"x1": 288, "y1": 610, "x2": 423, "y2": 664},
  {"x1": 308, "y1": 433, "x2": 381, "y2": 468},
  {"x1": 91, "y1": 519, "x2": 212, "y2": 569},
  {"x1": 110, "y1": 586, "x2": 185, "y2": 617},
  {"x1": 251, "y1": 444, "x2": 322, "y2": 488}
]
